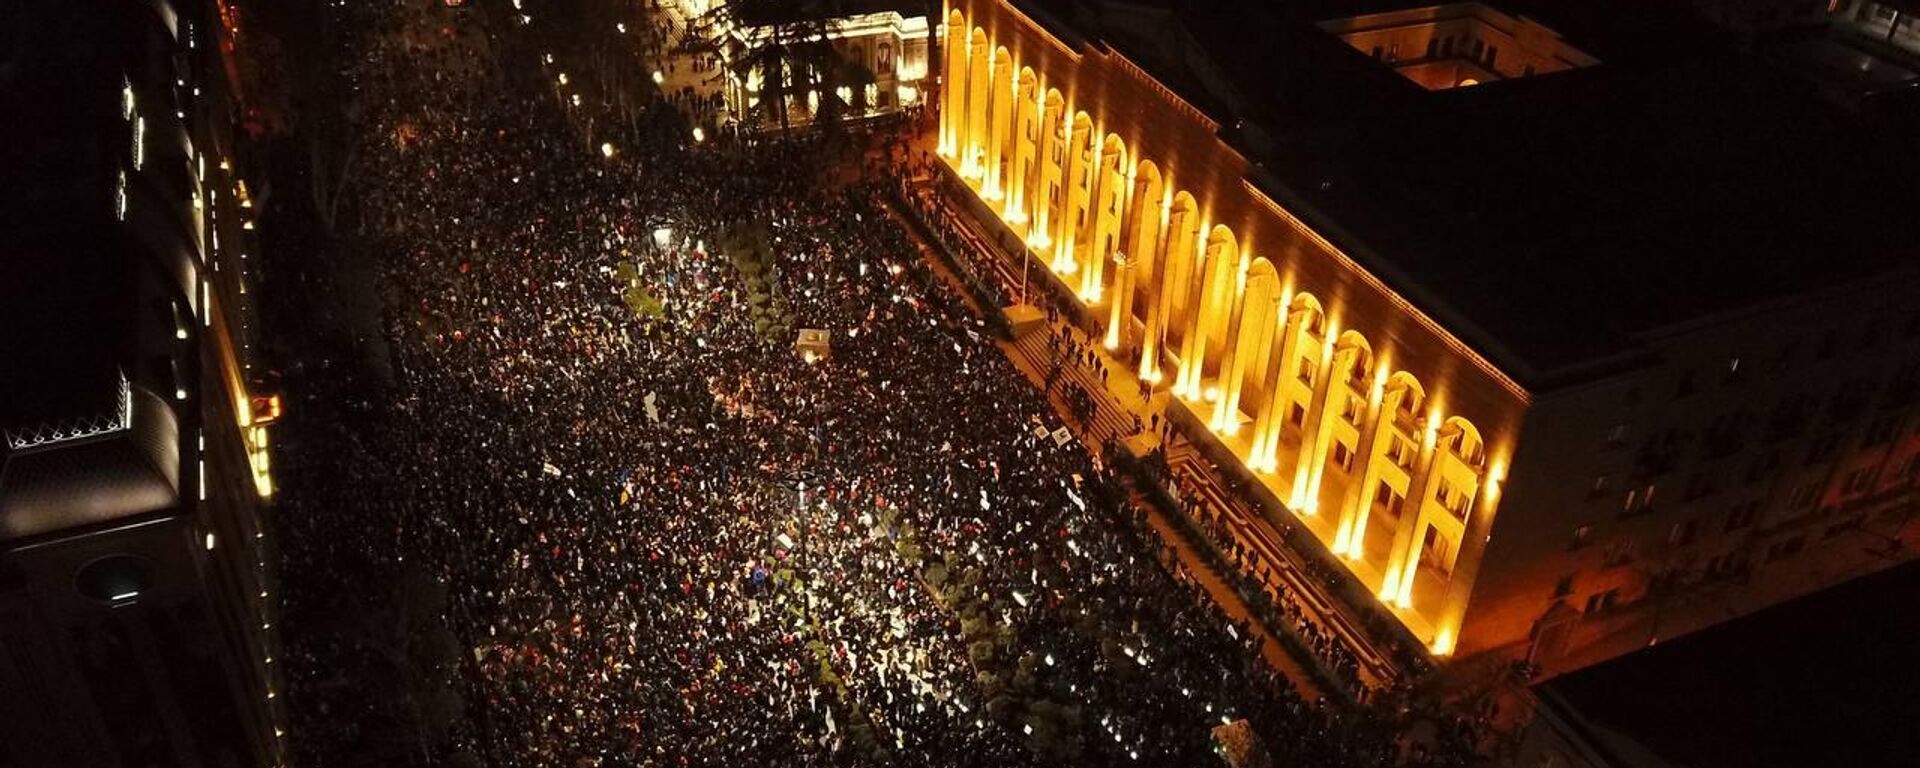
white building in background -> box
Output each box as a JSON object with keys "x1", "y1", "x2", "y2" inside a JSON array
[{"x1": 670, "y1": 0, "x2": 931, "y2": 129}]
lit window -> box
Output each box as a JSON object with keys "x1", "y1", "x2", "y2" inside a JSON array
[{"x1": 132, "y1": 116, "x2": 146, "y2": 170}]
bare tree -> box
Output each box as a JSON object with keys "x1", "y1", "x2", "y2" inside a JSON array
[{"x1": 702, "y1": 0, "x2": 853, "y2": 132}]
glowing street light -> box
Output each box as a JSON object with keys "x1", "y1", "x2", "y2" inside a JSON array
[
  {"x1": 600, "y1": 142, "x2": 616, "y2": 159},
  {"x1": 691, "y1": 126, "x2": 706, "y2": 143}
]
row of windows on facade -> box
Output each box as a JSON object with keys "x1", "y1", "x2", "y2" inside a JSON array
[
  {"x1": 1604, "y1": 361, "x2": 1919, "y2": 470},
  {"x1": 1558, "y1": 499, "x2": 1897, "y2": 615},
  {"x1": 1592, "y1": 359, "x2": 1920, "y2": 493},
  {"x1": 1590, "y1": 411, "x2": 1917, "y2": 502},
  {"x1": 1663, "y1": 313, "x2": 1920, "y2": 401},
  {"x1": 1568, "y1": 448, "x2": 1920, "y2": 568}
]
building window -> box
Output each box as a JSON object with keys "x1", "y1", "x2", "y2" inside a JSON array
[
  {"x1": 1375, "y1": 483, "x2": 1406, "y2": 515},
  {"x1": 1601, "y1": 540, "x2": 1635, "y2": 567},
  {"x1": 1786, "y1": 480, "x2": 1822, "y2": 511},
  {"x1": 1622, "y1": 484, "x2": 1657, "y2": 517},
  {"x1": 1605, "y1": 423, "x2": 1631, "y2": 447},
  {"x1": 1725, "y1": 501, "x2": 1760, "y2": 532},
  {"x1": 1843, "y1": 466, "x2": 1877, "y2": 495},
  {"x1": 1333, "y1": 441, "x2": 1356, "y2": 472},
  {"x1": 1706, "y1": 552, "x2": 1746, "y2": 578},
  {"x1": 1569, "y1": 525, "x2": 1595, "y2": 550},
  {"x1": 1824, "y1": 515, "x2": 1863, "y2": 540},
  {"x1": 1588, "y1": 474, "x2": 1611, "y2": 499},
  {"x1": 1584, "y1": 588, "x2": 1620, "y2": 613},
  {"x1": 1766, "y1": 535, "x2": 1806, "y2": 562},
  {"x1": 1669, "y1": 519, "x2": 1698, "y2": 546}
]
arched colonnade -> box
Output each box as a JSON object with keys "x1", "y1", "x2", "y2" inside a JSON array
[{"x1": 939, "y1": 4, "x2": 1506, "y2": 652}]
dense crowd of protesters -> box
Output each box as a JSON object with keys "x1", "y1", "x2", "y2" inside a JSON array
[{"x1": 268, "y1": 1, "x2": 1493, "y2": 766}]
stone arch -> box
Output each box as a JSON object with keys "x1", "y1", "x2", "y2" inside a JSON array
[
  {"x1": 942, "y1": 10, "x2": 967, "y2": 155},
  {"x1": 1055, "y1": 110, "x2": 1096, "y2": 273},
  {"x1": 1031, "y1": 88, "x2": 1066, "y2": 249},
  {"x1": 1333, "y1": 330, "x2": 1373, "y2": 390},
  {"x1": 1162, "y1": 191, "x2": 1200, "y2": 324},
  {"x1": 964, "y1": 28, "x2": 990, "y2": 174},
  {"x1": 1006, "y1": 67, "x2": 1039, "y2": 222},
  {"x1": 1290, "y1": 291, "x2": 1327, "y2": 339},
  {"x1": 1201, "y1": 225, "x2": 1242, "y2": 362},
  {"x1": 1177, "y1": 224, "x2": 1240, "y2": 398},
  {"x1": 1383, "y1": 370, "x2": 1427, "y2": 435},
  {"x1": 1081, "y1": 132, "x2": 1127, "y2": 300},
  {"x1": 1127, "y1": 159, "x2": 1164, "y2": 317},
  {"x1": 985, "y1": 47, "x2": 1014, "y2": 198},
  {"x1": 1213, "y1": 257, "x2": 1281, "y2": 432},
  {"x1": 1287, "y1": 328, "x2": 1380, "y2": 511},
  {"x1": 1440, "y1": 416, "x2": 1486, "y2": 470},
  {"x1": 1140, "y1": 187, "x2": 1197, "y2": 382}
]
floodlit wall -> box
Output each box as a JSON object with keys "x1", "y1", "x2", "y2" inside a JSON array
[{"x1": 939, "y1": 0, "x2": 1533, "y2": 655}]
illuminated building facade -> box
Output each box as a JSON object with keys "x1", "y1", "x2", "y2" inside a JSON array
[
  {"x1": 674, "y1": 0, "x2": 933, "y2": 126},
  {"x1": 935, "y1": 0, "x2": 1920, "y2": 675},
  {"x1": 0, "y1": 0, "x2": 284, "y2": 764}
]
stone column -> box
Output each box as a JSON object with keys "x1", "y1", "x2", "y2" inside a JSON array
[
  {"x1": 1380, "y1": 420, "x2": 1440, "y2": 604},
  {"x1": 1247, "y1": 331, "x2": 1292, "y2": 472},
  {"x1": 1105, "y1": 253, "x2": 1133, "y2": 350},
  {"x1": 1291, "y1": 344, "x2": 1350, "y2": 513},
  {"x1": 1431, "y1": 475, "x2": 1501, "y2": 655},
  {"x1": 1209, "y1": 280, "x2": 1255, "y2": 433},
  {"x1": 1174, "y1": 251, "x2": 1215, "y2": 399},
  {"x1": 1332, "y1": 391, "x2": 1396, "y2": 555}
]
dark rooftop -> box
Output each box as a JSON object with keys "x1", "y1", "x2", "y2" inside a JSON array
[
  {"x1": 1023, "y1": 0, "x2": 1920, "y2": 385},
  {"x1": 1539, "y1": 559, "x2": 1920, "y2": 768},
  {"x1": 0, "y1": 0, "x2": 136, "y2": 433}
]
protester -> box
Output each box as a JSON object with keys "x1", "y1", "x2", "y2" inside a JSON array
[{"x1": 273, "y1": 2, "x2": 1489, "y2": 766}]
